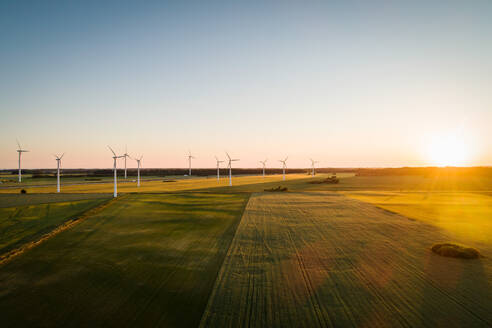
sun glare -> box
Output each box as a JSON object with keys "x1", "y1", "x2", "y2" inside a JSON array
[{"x1": 427, "y1": 134, "x2": 470, "y2": 166}]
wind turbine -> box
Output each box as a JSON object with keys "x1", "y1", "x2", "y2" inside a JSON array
[
  {"x1": 187, "y1": 150, "x2": 195, "y2": 176},
  {"x1": 54, "y1": 153, "x2": 65, "y2": 192},
  {"x1": 279, "y1": 156, "x2": 288, "y2": 181},
  {"x1": 123, "y1": 145, "x2": 130, "y2": 179},
  {"x1": 215, "y1": 156, "x2": 224, "y2": 182},
  {"x1": 16, "y1": 140, "x2": 29, "y2": 183},
  {"x1": 310, "y1": 158, "x2": 318, "y2": 176},
  {"x1": 108, "y1": 146, "x2": 125, "y2": 198},
  {"x1": 132, "y1": 155, "x2": 143, "y2": 187},
  {"x1": 259, "y1": 159, "x2": 268, "y2": 178},
  {"x1": 226, "y1": 152, "x2": 239, "y2": 186}
]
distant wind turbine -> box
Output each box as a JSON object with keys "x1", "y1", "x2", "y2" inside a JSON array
[
  {"x1": 132, "y1": 155, "x2": 143, "y2": 187},
  {"x1": 259, "y1": 159, "x2": 268, "y2": 178},
  {"x1": 310, "y1": 158, "x2": 318, "y2": 176},
  {"x1": 226, "y1": 152, "x2": 239, "y2": 186},
  {"x1": 215, "y1": 156, "x2": 224, "y2": 182},
  {"x1": 108, "y1": 146, "x2": 125, "y2": 198},
  {"x1": 16, "y1": 140, "x2": 29, "y2": 183},
  {"x1": 187, "y1": 150, "x2": 195, "y2": 176},
  {"x1": 54, "y1": 153, "x2": 65, "y2": 192},
  {"x1": 279, "y1": 156, "x2": 288, "y2": 181},
  {"x1": 123, "y1": 145, "x2": 130, "y2": 179}
]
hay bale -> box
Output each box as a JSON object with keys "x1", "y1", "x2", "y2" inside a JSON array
[{"x1": 431, "y1": 243, "x2": 481, "y2": 259}]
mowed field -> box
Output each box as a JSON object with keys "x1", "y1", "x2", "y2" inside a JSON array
[
  {"x1": 200, "y1": 192, "x2": 492, "y2": 327},
  {"x1": 0, "y1": 173, "x2": 491, "y2": 327}
]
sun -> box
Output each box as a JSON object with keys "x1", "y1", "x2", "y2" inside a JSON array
[{"x1": 427, "y1": 133, "x2": 470, "y2": 166}]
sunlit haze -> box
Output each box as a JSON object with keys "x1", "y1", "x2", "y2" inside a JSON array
[{"x1": 1, "y1": 1, "x2": 491, "y2": 169}]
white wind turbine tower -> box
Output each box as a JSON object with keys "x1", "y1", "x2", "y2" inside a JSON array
[
  {"x1": 279, "y1": 156, "x2": 288, "y2": 181},
  {"x1": 108, "y1": 146, "x2": 125, "y2": 198},
  {"x1": 123, "y1": 145, "x2": 130, "y2": 179},
  {"x1": 310, "y1": 158, "x2": 318, "y2": 176},
  {"x1": 259, "y1": 159, "x2": 268, "y2": 178},
  {"x1": 16, "y1": 140, "x2": 29, "y2": 183},
  {"x1": 54, "y1": 153, "x2": 65, "y2": 192},
  {"x1": 215, "y1": 156, "x2": 224, "y2": 182},
  {"x1": 187, "y1": 150, "x2": 195, "y2": 176},
  {"x1": 226, "y1": 152, "x2": 239, "y2": 186},
  {"x1": 132, "y1": 155, "x2": 143, "y2": 187}
]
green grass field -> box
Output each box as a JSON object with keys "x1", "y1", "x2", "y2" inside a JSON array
[
  {"x1": 0, "y1": 193, "x2": 111, "y2": 208},
  {"x1": 0, "y1": 174, "x2": 166, "y2": 187},
  {"x1": 0, "y1": 173, "x2": 491, "y2": 327},
  {"x1": 0, "y1": 193, "x2": 249, "y2": 328},
  {"x1": 0, "y1": 198, "x2": 108, "y2": 255}
]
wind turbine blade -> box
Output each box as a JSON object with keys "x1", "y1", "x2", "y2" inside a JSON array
[
  {"x1": 139, "y1": 155, "x2": 143, "y2": 161},
  {"x1": 285, "y1": 156, "x2": 289, "y2": 161},
  {"x1": 60, "y1": 153, "x2": 65, "y2": 160},
  {"x1": 108, "y1": 146, "x2": 116, "y2": 156},
  {"x1": 225, "y1": 152, "x2": 231, "y2": 160},
  {"x1": 16, "y1": 139, "x2": 21, "y2": 150}
]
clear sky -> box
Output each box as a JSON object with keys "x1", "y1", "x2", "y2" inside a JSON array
[{"x1": 1, "y1": 0, "x2": 491, "y2": 169}]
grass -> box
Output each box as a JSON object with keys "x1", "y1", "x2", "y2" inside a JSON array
[
  {"x1": 0, "y1": 193, "x2": 111, "y2": 208},
  {"x1": 200, "y1": 192, "x2": 492, "y2": 327},
  {"x1": 343, "y1": 191, "x2": 492, "y2": 245},
  {"x1": 0, "y1": 193, "x2": 249, "y2": 328},
  {"x1": 1, "y1": 174, "x2": 492, "y2": 327},
  {"x1": 0, "y1": 198, "x2": 108, "y2": 255},
  {"x1": 0, "y1": 175, "x2": 166, "y2": 187},
  {"x1": 0, "y1": 174, "x2": 356, "y2": 194},
  {"x1": 2, "y1": 173, "x2": 491, "y2": 195}
]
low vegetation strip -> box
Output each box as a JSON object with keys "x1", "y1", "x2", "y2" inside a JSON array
[
  {"x1": 200, "y1": 192, "x2": 491, "y2": 327},
  {"x1": 0, "y1": 193, "x2": 111, "y2": 208},
  {"x1": 0, "y1": 197, "x2": 116, "y2": 266},
  {"x1": 0, "y1": 193, "x2": 249, "y2": 328}
]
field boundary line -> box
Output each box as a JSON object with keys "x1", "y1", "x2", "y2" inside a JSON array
[
  {"x1": 0, "y1": 195, "x2": 126, "y2": 267},
  {"x1": 198, "y1": 192, "x2": 254, "y2": 327}
]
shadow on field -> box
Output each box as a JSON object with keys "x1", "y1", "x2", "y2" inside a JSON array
[{"x1": 418, "y1": 253, "x2": 491, "y2": 326}]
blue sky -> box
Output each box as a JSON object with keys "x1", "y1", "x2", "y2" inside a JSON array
[{"x1": 1, "y1": 1, "x2": 491, "y2": 168}]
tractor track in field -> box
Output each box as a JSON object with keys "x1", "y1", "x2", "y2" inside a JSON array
[{"x1": 0, "y1": 195, "x2": 125, "y2": 266}]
